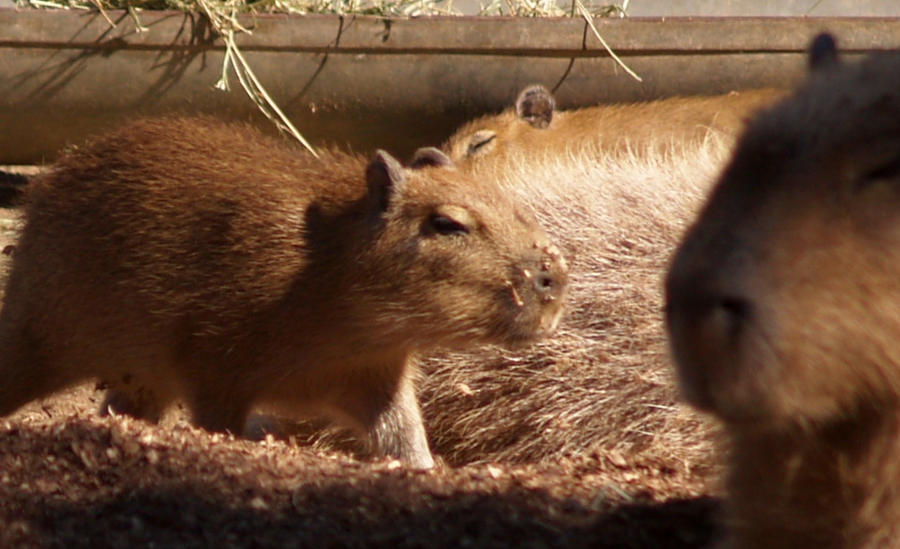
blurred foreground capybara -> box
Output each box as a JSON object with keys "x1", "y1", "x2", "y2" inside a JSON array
[
  {"x1": 0, "y1": 116, "x2": 568, "y2": 469},
  {"x1": 666, "y1": 35, "x2": 900, "y2": 548},
  {"x1": 443, "y1": 84, "x2": 783, "y2": 167},
  {"x1": 389, "y1": 85, "x2": 754, "y2": 467}
]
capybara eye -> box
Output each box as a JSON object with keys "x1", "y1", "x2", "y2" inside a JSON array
[
  {"x1": 429, "y1": 214, "x2": 470, "y2": 235},
  {"x1": 467, "y1": 131, "x2": 497, "y2": 156}
]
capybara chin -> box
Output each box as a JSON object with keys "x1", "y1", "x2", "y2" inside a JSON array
[
  {"x1": 666, "y1": 34, "x2": 900, "y2": 548},
  {"x1": 0, "y1": 116, "x2": 567, "y2": 469}
]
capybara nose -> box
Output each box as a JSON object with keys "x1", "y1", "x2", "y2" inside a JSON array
[
  {"x1": 698, "y1": 297, "x2": 748, "y2": 350},
  {"x1": 532, "y1": 242, "x2": 568, "y2": 302},
  {"x1": 666, "y1": 289, "x2": 754, "y2": 404}
]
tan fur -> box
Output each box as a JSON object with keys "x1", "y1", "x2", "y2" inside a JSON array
[
  {"x1": 341, "y1": 79, "x2": 750, "y2": 467},
  {"x1": 0, "y1": 116, "x2": 568, "y2": 469},
  {"x1": 417, "y1": 138, "x2": 728, "y2": 465},
  {"x1": 404, "y1": 86, "x2": 774, "y2": 465},
  {"x1": 444, "y1": 87, "x2": 784, "y2": 167},
  {"x1": 189, "y1": 87, "x2": 776, "y2": 466},
  {"x1": 666, "y1": 42, "x2": 900, "y2": 548}
]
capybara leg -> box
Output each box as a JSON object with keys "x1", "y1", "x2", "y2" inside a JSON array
[
  {"x1": 0, "y1": 323, "x2": 60, "y2": 418},
  {"x1": 187, "y1": 388, "x2": 253, "y2": 436},
  {"x1": 363, "y1": 374, "x2": 434, "y2": 469},
  {"x1": 243, "y1": 414, "x2": 286, "y2": 441},
  {"x1": 99, "y1": 384, "x2": 168, "y2": 423}
]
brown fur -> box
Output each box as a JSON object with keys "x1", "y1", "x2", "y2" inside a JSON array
[
  {"x1": 444, "y1": 86, "x2": 784, "y2": 167},
  {"x1": 395, "y1": 85, "x2": 753, "y2": 465},
  {"x1": 666, "y1": 39, "x2": 900, "y2": 548},
  {"x1": 0, "y1": 116, "x2": 568, "y2": 469}
]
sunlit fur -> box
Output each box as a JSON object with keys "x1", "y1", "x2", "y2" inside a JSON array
[
  {"x1": 444, "y1": 87, "x2": 783, "y2": 167},
  {"x1": 419, "y1": 134, "x2": 730, "y2": 465},
  {"x1": 407, "y1": 86, "x2": 781, "y2": 466}
]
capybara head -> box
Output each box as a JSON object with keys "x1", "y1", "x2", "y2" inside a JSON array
[
  {"x1": 665, "y1": 35, "x2": 900, "y2": 427},
  {"x1": 443, "y1": 85, "x2": 556, "y2": 162},
  {"x1": 349, "y1": 146, "x2": 568, "y2": 349}
]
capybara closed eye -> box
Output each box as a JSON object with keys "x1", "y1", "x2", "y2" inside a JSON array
[{"x1": 443, "y1": 84, "x2": 783, "y2": 167}]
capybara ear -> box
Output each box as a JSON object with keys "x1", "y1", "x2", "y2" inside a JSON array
[
  {"x1": 366, "y1": 150, "x2": 407, "y2": 212},
  {"x1": 409, "y1": 147, "x2": 453, "y2": 169},
  {"x1": 515, "y1": 85, "x2": 556, "y2": 129},
  {"x1": 808, "y1": 33, "x2": 840, "y2": 72}
]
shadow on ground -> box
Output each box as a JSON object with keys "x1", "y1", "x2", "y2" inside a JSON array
[{"x1": 0, "y1": 417, "x2": 721, "y2": 548}]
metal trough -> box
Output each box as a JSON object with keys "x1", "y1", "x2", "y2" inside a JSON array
[{"x1": 2, "y1": 10, "x2": 900, "y2": 163}]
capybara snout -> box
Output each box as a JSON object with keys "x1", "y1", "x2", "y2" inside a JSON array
[{"x1": 665, "y1": 237, "x2": 765, "y2": 420}]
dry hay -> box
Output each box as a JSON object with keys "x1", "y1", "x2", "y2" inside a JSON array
[{"x1": 17, "y1": 0, "x2": 626, "y2": 17}]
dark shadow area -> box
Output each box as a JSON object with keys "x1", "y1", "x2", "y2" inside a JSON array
[
  {"x1": 0, "y1": 171, "x2": 28, "y2": 208},
  {"x1": 0, "y1": 419, "x2": 721, "y2": 548},
  {"x1": 7, "y1": 482, "x2": 720, "y2": 548}
]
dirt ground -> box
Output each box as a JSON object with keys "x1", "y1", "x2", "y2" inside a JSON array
[{"x1": 0, "y1": 186, "x2": 722, "y2": 549}]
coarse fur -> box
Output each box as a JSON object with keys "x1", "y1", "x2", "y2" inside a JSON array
[
  {"x1": 666, "y1": 36, "x2": 900, "y2": 548},
  {"x1": 444, "y1": 86, "x2": 784, "y2": 167},
  {"x1": 417, "y1": 136, "x2": 728, "y2": 466},
  {"x1": 0, "y1": 116, "x2": 568, "y2": 469},
  {"x1": 392, "y1": 82, "x2": 763, "y2": 465}
]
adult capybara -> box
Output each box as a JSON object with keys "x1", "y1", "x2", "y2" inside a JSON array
[
  {"x1": 666, "y1": 34, "x2": 900, "y2": 548},
  {"x1": 396, "y1": 87, "x2": 751, "y2": 466},
  {"x1": 444, "y1": 85, "x2": 783, "y2": 167},
  {"x1": 0, "y1": 116, "x2": 568, "y2": 469}
]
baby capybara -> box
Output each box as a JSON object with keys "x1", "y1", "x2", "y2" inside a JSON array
[{"x1": 0, "y1": 116, "x2": 567, "y2": 469}]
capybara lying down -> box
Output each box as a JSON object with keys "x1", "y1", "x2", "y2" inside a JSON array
[
  {"x1": 392, "y1": 83, "x2": 752, "y2": 466},
  {"x1": 0, "y1": 116, "x2": 567, "y2": 469},
  {"x1": 666, "y1": 34, "x2": 900, "y2": 548},
  {"x1": 444, "y1": 84, "x2": 783, "y2": 167}
]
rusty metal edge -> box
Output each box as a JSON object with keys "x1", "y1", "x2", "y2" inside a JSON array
[
  {"x1": 2, "y1": 11, "x2": 898, "y2": 163},
  {"x1": 2, "y1": 9, "x2": 900, "y2": 54}
]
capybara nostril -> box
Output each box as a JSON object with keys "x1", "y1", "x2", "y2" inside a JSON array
[
  {"x1": 537, "y1": 243, "x2": 568, "y2": 291},
  {"x1": 717, "y1": 297, "x2": 751, "y2": 330},
  {"x1": 532, "y1": 273, "x2": 558, "y2": 302},
  {"x1": 668, "y1": 294, "x2": 752, "y2": 361}
]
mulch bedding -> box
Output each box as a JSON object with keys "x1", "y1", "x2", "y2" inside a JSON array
[
  {"x1": 0, "y1": 389, "x2": 720, "y2": 549},
  {"x1": 0, "y1": 185, "x2": 721, "y2": 549}
]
